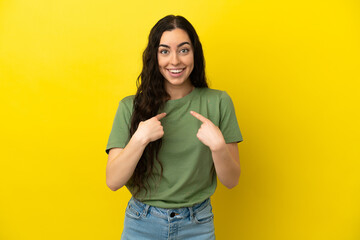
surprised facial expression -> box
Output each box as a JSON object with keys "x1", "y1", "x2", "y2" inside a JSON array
[{"x1": 158, "y1": 28, "x2": 194, "y2": 89}]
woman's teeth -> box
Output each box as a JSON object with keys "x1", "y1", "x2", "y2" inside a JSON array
[{"x1": 169, "y1": 69, "x2": 184, "y2": 73}]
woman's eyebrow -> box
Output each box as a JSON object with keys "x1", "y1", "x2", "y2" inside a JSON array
[
  {"x1": 159, "y1": 44, "x2": 170, "y2": 48},
  {"x1": 177, "y1": 42, "x2": 190, "y2": 47},
  {"x1": 159, "y1": 42, "x2": 191, "y2": 48}
]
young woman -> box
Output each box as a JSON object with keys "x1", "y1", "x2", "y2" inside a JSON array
[{"x1": 106, "y1": 15, "x2": 243, "y2": 240}]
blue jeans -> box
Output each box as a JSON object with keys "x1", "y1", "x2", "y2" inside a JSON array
[{"x1": 121, "y1": 197, "x2": 215, "y2": 240}]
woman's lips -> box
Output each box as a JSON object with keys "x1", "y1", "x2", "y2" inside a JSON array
[{"x1": 167, "y1": 68, "x2": 185, "y2": 77}]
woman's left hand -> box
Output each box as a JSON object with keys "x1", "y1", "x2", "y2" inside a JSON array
[{"x1": 190, "y1": 111, "x2": 226, "y2": 152}]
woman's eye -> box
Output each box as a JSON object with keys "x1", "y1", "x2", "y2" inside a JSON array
[
  {"x1": 160, "y1": 49, "x2": 169, "y2": 54},
  {"x1": 180, "y1": 49, "x2": 189, "y2": 54}
]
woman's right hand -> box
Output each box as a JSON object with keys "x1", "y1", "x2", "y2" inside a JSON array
[
  {"x1": 106, "y1": 112, "x2": 166, "y2": 191},
  {"x1": 133, "y1": 113, "x2": 166, "y2": 145}
]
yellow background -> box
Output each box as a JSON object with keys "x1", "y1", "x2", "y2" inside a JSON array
[{"x1": 1, "y1": 0, "x2": 359, "y2": 239}]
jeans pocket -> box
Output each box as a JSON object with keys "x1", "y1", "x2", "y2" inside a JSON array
[
  {"x1": 125, "y1": 200, "x2": 142, "y2": 219},
  {"x1": 194, "y1": 203, "x2": 214, "y2": 224}
]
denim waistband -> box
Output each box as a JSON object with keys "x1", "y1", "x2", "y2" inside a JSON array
[{"x1": 129, "y1": 197, "x2": 211, "y2": 221}]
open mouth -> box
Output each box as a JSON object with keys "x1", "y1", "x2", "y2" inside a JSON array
[{"x1": 167, "y1": 68, "x2": 185, "y2": 74}]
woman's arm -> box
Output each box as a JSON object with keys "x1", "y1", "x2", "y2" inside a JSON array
[
  {"x1": 106, "y1": 113, "x2": 166, "y2": 191},
  {"x1": 190, "y1": 111, "x2": 241, "y2": 189},
  {"x1": 210, "y1": 142, "x2": 240, "y2": 189}
]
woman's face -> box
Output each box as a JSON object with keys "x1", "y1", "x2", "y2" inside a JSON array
[{"x1": 158, "y1": 28, "x2": 194, "y2": 89}]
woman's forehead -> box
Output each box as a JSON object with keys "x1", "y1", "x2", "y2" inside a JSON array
[{"x1": 159, "y1": 28, "x2": 191, "y2": 46}]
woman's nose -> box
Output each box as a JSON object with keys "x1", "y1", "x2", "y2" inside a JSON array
[{"x1": 170, "y1": 53, "x2": 180, "y2": 65}]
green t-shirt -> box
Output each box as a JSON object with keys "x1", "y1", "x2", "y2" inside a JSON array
[{"x1": 106, "y1": 87, "x2": 243, "y2": 208}]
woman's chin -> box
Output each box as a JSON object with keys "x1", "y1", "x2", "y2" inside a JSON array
[{"x1": 165, "y1": 78, "x2": 191, "y2": 88}]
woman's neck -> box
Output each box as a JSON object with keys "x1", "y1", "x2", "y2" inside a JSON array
[{"x1": 166, "y1": 82, "x2": 194, "y2": 100}]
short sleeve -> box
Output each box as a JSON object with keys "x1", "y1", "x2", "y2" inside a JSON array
[
  {"x1": 219, "y1": 91, "x2": 243, "y2": 143},
  {"x1": 105, "y1": 96, "x2": 134, "y2": 154}
]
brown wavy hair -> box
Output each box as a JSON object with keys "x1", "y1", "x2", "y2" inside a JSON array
[{"x1": 129, "y1": 15, "x2": 208, "y2": 198}]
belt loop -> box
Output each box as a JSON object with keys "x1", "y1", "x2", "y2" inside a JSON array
[
  {"x1": 143, "y1": 203, "x2": 150, "y2": 217},
  {"x1": 188, "y1": 206, "x2": 194, "y2": 222}
]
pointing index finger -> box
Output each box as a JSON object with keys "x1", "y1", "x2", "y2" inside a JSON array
[
  {"x1": 190, "y1": 111, "x2": 208, "y2": 123},
  {"x1": 154, "y1": 112, "x2": 167, "y2": 120}
]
